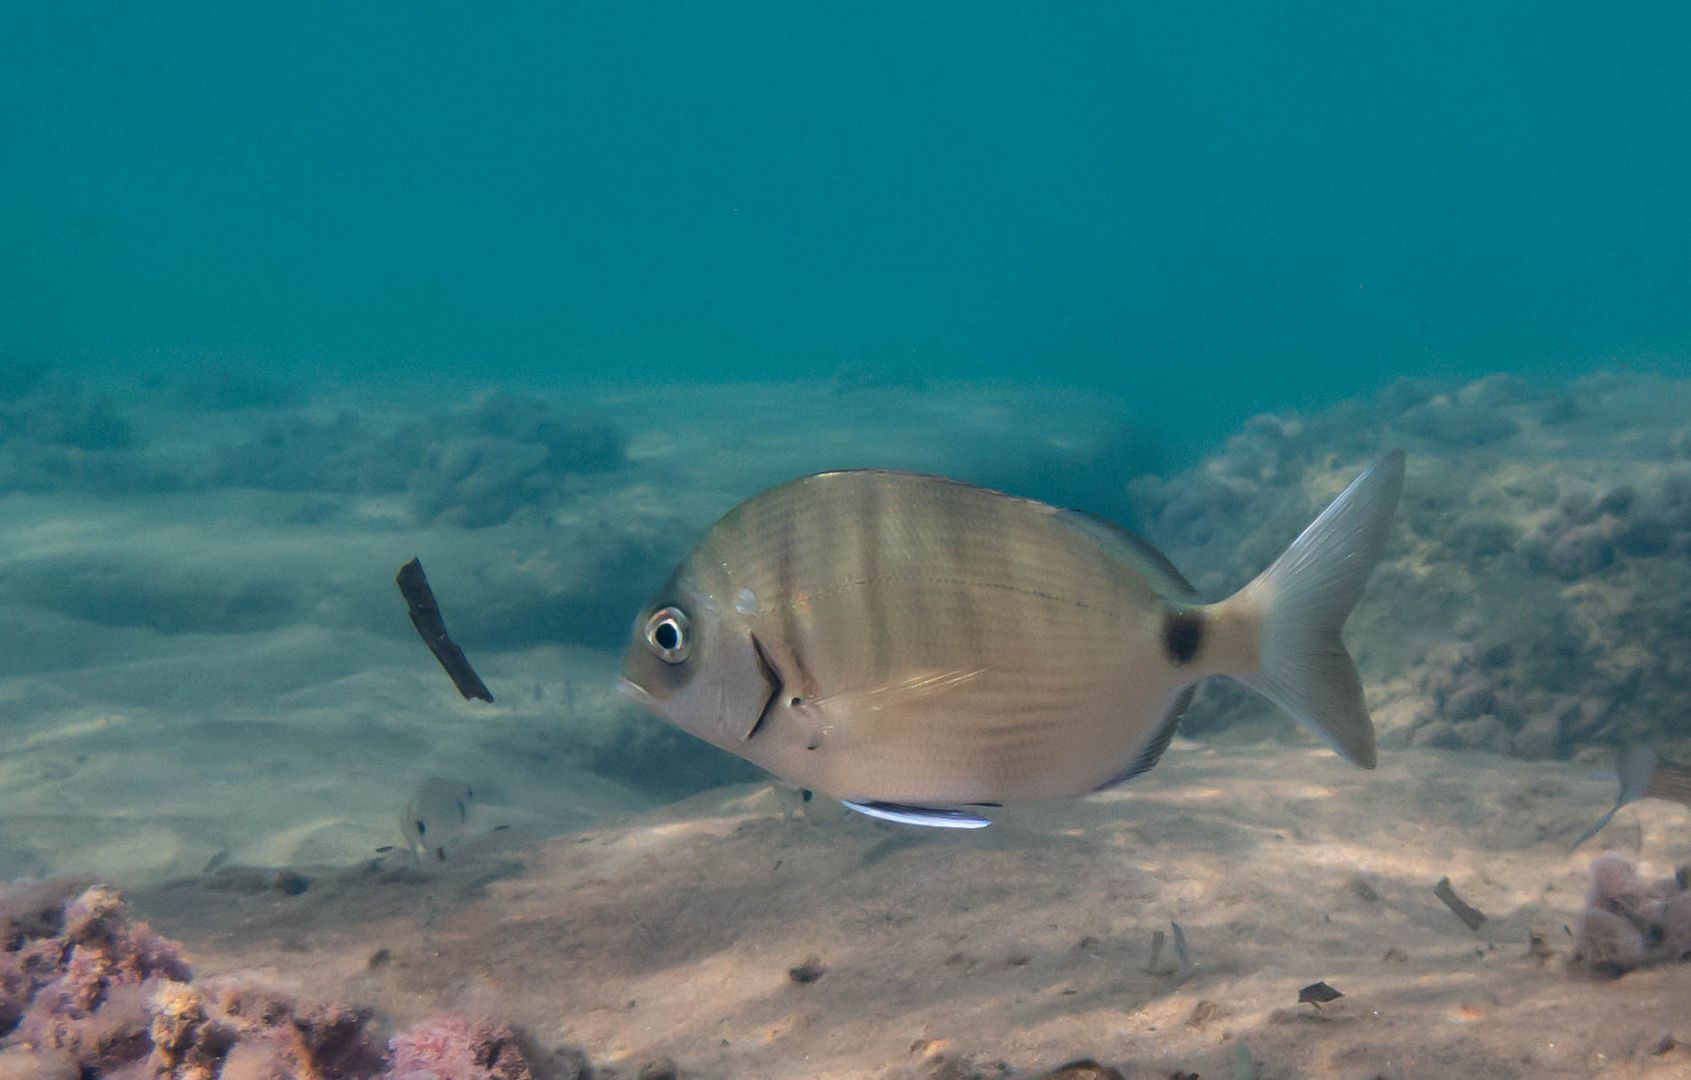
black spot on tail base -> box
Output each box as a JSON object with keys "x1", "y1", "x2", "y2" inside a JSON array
[{"x1": 1162, "y1": 609, "x2": 1205, "y2": 666}]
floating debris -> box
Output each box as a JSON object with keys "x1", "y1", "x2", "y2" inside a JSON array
[
  {"x1": 396, "y1": 557, "x2": 493, "y2": 703},
  {"x1": 1298, "y1": 980, "x2": 1344, "y2": 1007},
  {"x1": 1350, "y1": 878, "x2": 1380, "y2": 902},
  {"x1": 1434, "y1": 876, "x2": 1488, "y2": 930},
  {"x1": 1382, "y1": 947, "x2": 1409, "y2": 963}
]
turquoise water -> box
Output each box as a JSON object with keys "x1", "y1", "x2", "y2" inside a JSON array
[
  {"x1": 4, "y1": 7, "x2": 1691, "y2": 1079},
  {"x1": 6, "y1": 4, "x2": 1689, "y2": 457}
]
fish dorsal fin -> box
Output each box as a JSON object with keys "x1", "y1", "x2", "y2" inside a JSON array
[
  {"x1": 1091, "y1": 684, "x2": 1196, "y2": 793},
  {"x1": 810, "y1": 667, "x2": 989, "y2": 712},
  {"x1": 1055, "y1": 509, "x2": 1199, "y2": 600},
  {"x1": 841, "y1": 800, "x2": 992, "y2": 829}
]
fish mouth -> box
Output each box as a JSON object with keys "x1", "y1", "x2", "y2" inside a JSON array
[{"x1": 616, "y1": 676, "x2": 655, "y2": 708}]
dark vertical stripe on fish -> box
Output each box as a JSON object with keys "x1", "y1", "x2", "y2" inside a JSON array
[
  {"x1": 809, "y1": 479, "x2": 848, "y2": 693},
  {"x1": 940, "y1": 485, "x2": 985, "y2": 657},
  {"x1": 773, "y1": 487, "x2": 807, "y2": 692},
  {"x1": 861, "y1": 478, "x2": 893, "y2": 679}
]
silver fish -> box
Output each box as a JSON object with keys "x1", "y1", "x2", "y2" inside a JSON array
[
  {"x1": 620, "y1": 453, "x2": 1404, "y2": 827},
  {"x1": 401, "y1": 777, "x2": 475, "y2": 862}
]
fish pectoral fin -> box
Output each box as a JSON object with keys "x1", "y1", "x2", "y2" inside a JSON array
[
  {"x1": 841, "y1": 800, "x2": 992, "y2": 830},
  {"x1": 813, "y1": 667, "x2": 990, "y2": 712}
]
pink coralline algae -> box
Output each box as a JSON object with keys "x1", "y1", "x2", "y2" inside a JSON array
[
  {"x1": 0, "y1": 879, "x2": 570, "y2": 1079},
  {"x1": 2, "y1": 881, "x2": 190, "y2": 1074},
  {"x1": 1572, "y1": 852, "x2": 1691, "y2": 975},
  {"x1": 385, "y1": 1015, "x2": 542, "y2": 1080}
]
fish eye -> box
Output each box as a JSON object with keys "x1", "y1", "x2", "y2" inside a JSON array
[{"x1": 643, "y1": 606, "x2": 691, "y2": 664}]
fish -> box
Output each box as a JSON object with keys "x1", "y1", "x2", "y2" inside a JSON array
[
  {"x1": 619, "y1": 452, "x2": 1405, "y2": 827},
  {"x1": 401, "y1": 776, "x2": 475, "y2": 862},
  {"x1": 1572, "y1": 744, "x2": 1691, "y2": 849}
]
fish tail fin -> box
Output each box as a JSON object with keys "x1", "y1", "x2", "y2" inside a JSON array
[
  {"x1": 1573, "y1": 743, "x2": 1660, "y2": 849},
  {"x1": 1206, "y1": 451, "x2": 1405, "y2": 768}
]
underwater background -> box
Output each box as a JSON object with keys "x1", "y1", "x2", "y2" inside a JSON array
[{"x1": 3, "y1": 4, "x2": 1691, "y2": 1079}]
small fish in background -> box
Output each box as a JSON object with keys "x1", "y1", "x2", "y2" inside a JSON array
[
  {"x1": 619, "y1": 453, "x2": 1404, "y2": 828},
  {"x1": 401, "y1": 777, "x2": 476, "y2": 863},
  {"x1": 1573, "y1": 744, "x2": 1691, "y2": 849}
]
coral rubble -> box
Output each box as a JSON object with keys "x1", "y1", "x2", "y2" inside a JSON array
[
  {"x1": 1572, "y1": 852, "x2": 1691, "y2": 975},
  {"x1": 0, "y1": 880, "x2": 580, "y2": 1079}
]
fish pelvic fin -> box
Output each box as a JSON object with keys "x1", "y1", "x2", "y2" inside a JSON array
[
  {"x1": 1204, "y1": 450, "x2": 1405, "y2": 769},
  {"x1": 841, "y1": 800, "x2": 992, "y2": 829}
]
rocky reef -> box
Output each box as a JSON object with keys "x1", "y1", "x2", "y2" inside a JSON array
[
  {"x1": 1571, "y1": 852, "x2": 1691, "y2": 975},
  {"x1": 1132, "y1": 371, "x2": 1691, "y2": 756},
  {"x1": 213, "y1": 391, "x2": 627, "y2": 529},
  {"x1": 0, "y1": 880, "x2": 589, "y2": 1079}
]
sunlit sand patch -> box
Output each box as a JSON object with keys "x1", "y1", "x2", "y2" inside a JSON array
[{"x1": 1091, "y1": 783, "x2": 1229, "y2": 806}]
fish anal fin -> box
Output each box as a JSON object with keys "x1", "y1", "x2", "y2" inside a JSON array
[
  {"x1": 842, "y1": 800, "x2": 992, "y2": 830},
  {"x1": 1091, "y1": 685, "x2": 1195, "y2": 793}
]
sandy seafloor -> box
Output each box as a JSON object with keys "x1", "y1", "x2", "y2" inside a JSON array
[
  {"x1": 3, "y1": 366, "x2": 1691, "y2": 1077},
  {"x1": 138, "y1": 746, "x2": 1691, "y2": 1080}
]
